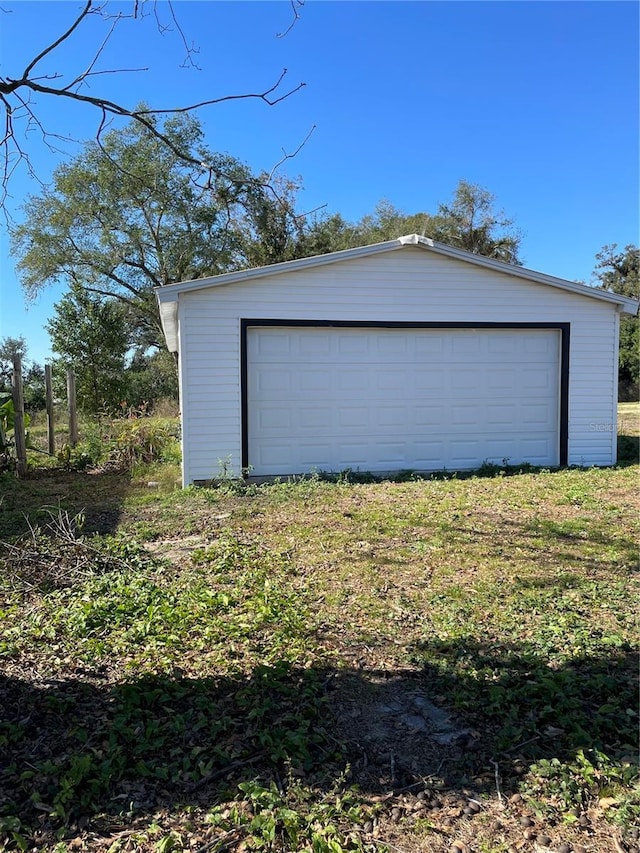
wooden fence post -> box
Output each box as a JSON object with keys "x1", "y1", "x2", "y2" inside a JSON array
[
  {"x1": 11, "y1": 354, "x2": 27, "y2": 478},
  {"x1": 67, "y1": 370, "x2": 78, "y2": 447},
  {"x1": 45, "y1": 364, "x2": 55, "y2": 455}
]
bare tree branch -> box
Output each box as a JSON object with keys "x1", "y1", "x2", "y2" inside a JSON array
[
  {"x1": 21, "y1": 1, "x2": 94, "y2": 82},
  {"x1": 166, "y1": 0, "x2": 201, "y2": 70},
  {"x1": 277, "y1": 0, "x2": 304, "y2": 39},
  {"x1": 0, "y1": 1, "x2": 308, "y2": 210},
  {"x1": 62, "y1": 13, "x2": 126, "y2": 92},
  {"x1": 266, "y1": 123, "x2": 317, "y2": 184}
]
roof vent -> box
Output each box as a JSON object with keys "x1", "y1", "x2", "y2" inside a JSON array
[{"x1": 398, "y1": 234, "x2": 434, "y2": 247}]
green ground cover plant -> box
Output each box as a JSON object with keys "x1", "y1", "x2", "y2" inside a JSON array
[{"x1": 0, "y1": 404, "x2": 638, "y2": 852}]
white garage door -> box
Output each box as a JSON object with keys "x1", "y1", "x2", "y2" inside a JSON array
[{"x1": 247, "y1": 326, "x2": 560, "y2": 476}]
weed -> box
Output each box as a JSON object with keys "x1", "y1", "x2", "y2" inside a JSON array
[
  {"x1": 207, "y1": 773, "x2": 374, "y2": 852},
  {"x1": 523, "y1": 749, "x2": 640, "y2": 827},
  {"x1": 0, "y1": 425, "x2": 637, "y2": 852}
]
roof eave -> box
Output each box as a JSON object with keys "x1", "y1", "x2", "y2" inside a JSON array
[
  {"x1": 154, "y1": 237, "x2": 408, "y2": 298},
  {"x1": 404, "y1": 235, "x2": 639, "y2": 315},
  {"x1": 154, "y1": 235, "x2": 639, "y2": 350}
]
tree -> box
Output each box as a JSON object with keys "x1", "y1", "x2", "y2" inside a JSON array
[
  {"x1": 594, "y1": 244, "x2": 639, "y2": 299},
  {"x1": 46, "y1": 286, "x2": 130, "y2": 414},
  {"x1": 22, "y1": 363, "x2": 46, "y2": 413},
  {"x1": 125, "y1": 350, "x2": 179, "y2": 411},
  {"x1": 593, "y1": 244, "x2": 639, "y2": 400},
  {"x1": 239, "y1": 175, "x2": 311, "y2": 268},
  {"x1": 293, "y1": 212, "x2": 361, "y2": 258},
  {"x1": 292, "y1": 181, "x2": 522, "y2": 264},
  {"x1": 0, "y1": 1, "x2": 305, "y2": 208},
  {"x1": 429, "y1": 180, "x2": 522, "y2": 263},
  {"x1": 0, "y1": 336, "x2": 27, "y2": 390},
  {"x1": 11, "y1": 113, "x2": 302, "y2": 351},
  {"x1": 352, "y1": 200, "x2": 433, "y2": 246},
  {"x1": 0, "y1": 336, "x2": 46, "y2": 412}
]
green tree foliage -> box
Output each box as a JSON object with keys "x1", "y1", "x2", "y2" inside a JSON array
[
  {"x1": 46, "y1": 287, "x2": 130, "y2": 414},
  {"x1": 594, "y1": 244, "x2": 639, "y2": 300},
  {"x1": 593, "y1": 244, "x2": 639, "y2": 400},
  {"x1": 11, "y1": 113, "x2": 301, "y2": 351},
  {"x1": 125, "y1": 350, "x2": 179, "y2": 411},
  {"x1": 430, "y1": 180, "x2": 522, "y2": 263},
  {"x1": 295, "y1": 181, "x2": 522, "y2": 264},
  {"x1": 0, "y1": 336, "x2": 27, "y2": 388},
  {"x1": 22, "y1": 364, "x2": 46, "y2": 413},
  {"x1": 240, "y1": 176, "x2": 306, "y2": 268},
  {"x1": 351, "y1": 200, "x2": 430, "y2": 246},
  {"x1": 0, "y1": 336, "x2": 45, "y2": 412}
]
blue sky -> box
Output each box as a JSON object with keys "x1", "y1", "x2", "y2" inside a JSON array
[{"x1": 0, "y1": 0, "x2": 638, "y2": 365}]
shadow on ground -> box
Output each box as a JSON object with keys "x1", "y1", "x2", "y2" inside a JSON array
[
  {"x1": 1, "y1": 640, "x2": 636, "y2": 841},
  {"x1": 617, "y1": 433, "x2": 640, "y2": 464},
  {"x1": 0, "y1": 469, "x2": 129, "y2": 538}
]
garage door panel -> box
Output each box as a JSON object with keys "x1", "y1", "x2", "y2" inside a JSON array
[
  {"x1": 414, "y1": 405, "x2": 446, "y2": 427},
  {"x1": 449, "y1": 440, "x2": 482, "y2": 467},
  {"x1": 377, "y1": 442, "x2": 407, "y2": 464},
  {"x1": 520, "y1": 438, "x2": 555, "y2": 464},
  {"x1": 337, "y1": 407, "x2": 369, "y2": 428},
  {"x1": 299, "y1": 334, "x2": 331, "y2": 356},
  {"x1": 414, "y1": 372, "x2": 445, "y2": 391},
  {"x1": 452, "y1": 336, "x2": 482, "y2": 356},
  {"x1": 488, "y1": 335, "x2": 518, "y2": 355},
  {"x1": 299, "y1": 443, "x2": 333, "y2": 466},
  {"x1": 413, "y1": 439, "x2": 447, "y2": 464},
  {"x1": 520, "y1": 402, "x2": 555, "y2": 425},
  {"x1": 257, "y1": 444, "x2": 293, "y2": 466},
  {"x1": 415, "y1": 336, "x2": 446, "y2": 356},
  {"x1": 452, "y1": 403, "x2": 482, "y2": 424},
  {"x1": 376, "y1": 336, "x2": 409, "y2": 356},
  {"x1": 486, "y1": 369, "x2": 517, "y2": 392},
  {"x1": 299, "y1": 407, "x2": 333, "y2": 429},
  {"x1": 484, "y1": 438, "x2": 519, "y2": 462},
  {"x1": 258, "y1": 408, "x2": 291, "y2": 430},
  {"x1": 525, "y1": 335, "x2": 555, "y2": 355},
  {"x1": 247, "y1": 327, "x2": 560, "y2": 476},
  {"x1": 253, "y1": 369, "x2": 291, "y2": 394},
  {"x1": 254, "y1": 333, "x2": 291, "y2": 357},
  {"x1": 521, "y1": 367, "x2": 556, "y2": 390},
  {"x1": 298, "y1": 371, "x2": 331, "y2": 393},
  {"x1": 450, "y1": 368, "x2": 480, "y2": 391},
  {"x1": 376, "y1": 370, "x2": 409, "y2": 393},
  {"x1": 336, "y1": 441, "x2": 370, "y2": 465},
  {"x1": 377, "y1": 406, "x2": 408, "y2": 428},
  {"x1": 337, "y1": 369, "x2": 370, "y2": 392},
  {"x1": 338, "y1": 335, "x2": 369, "y2": 356},
  {"x1": 486, "y1": 404, "x2": 517, "y2": 425}
]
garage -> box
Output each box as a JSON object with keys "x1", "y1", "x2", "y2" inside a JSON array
[
  {"x1": 245, "y1": 323, "x2": 564, "y2": 476},
  {"x1": 155, "y1": 234, "x2": 637, "y2": 485}
]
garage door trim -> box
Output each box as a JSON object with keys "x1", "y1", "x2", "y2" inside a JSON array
[{"x1": 240, "y1": 320, "x2": 570, "y2": 473}]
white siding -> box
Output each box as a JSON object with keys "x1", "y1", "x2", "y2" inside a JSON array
[{"x1": 176, "y1": 247, "x2": 620, "y2": 482}]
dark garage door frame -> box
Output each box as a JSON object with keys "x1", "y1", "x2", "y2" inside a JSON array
[{"x1": 240, "y1": 320, "x2": 570, "y2": 474}]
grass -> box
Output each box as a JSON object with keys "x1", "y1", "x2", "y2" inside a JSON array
[{"x1": 0, "y1": 404, "x2": 638, "y2": 852}]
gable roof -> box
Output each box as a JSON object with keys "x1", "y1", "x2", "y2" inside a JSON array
[{"x1": 156, "y1": 234, "x2": 639, "y2": 351}]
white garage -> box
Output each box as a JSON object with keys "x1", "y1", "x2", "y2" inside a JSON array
[{"x1": 156, "y1": 235, "x2": 637, "y2": 485}]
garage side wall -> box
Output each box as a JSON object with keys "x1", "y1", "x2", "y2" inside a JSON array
[{"x1": 177, "y1": 248, "x2": 619, "y2": 483}]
